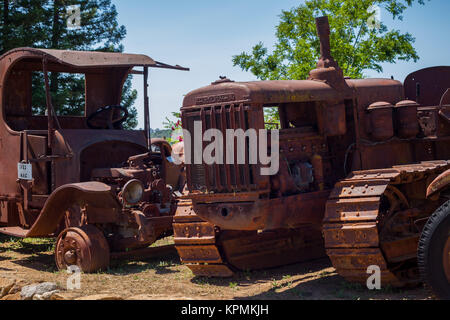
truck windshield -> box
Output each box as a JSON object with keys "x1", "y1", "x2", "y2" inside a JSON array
[{"x1": 32, "y1": 71, "x2": 86, "y2": 117}]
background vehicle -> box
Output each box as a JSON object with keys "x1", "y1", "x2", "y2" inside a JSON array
[
  {"x1": 173, "y1": 15, "x2": 450, "y2": 288},
  {"x1": 0, "y1": 48, "x2": 188, "y2": 272}
]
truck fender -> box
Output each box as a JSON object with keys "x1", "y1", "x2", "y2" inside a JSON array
[
  {"x1": 427, "y1": 169, "x2": 450, "y2": 198},
  {"x1": 27, "y1": 182, "x2": 121, "y2": 237}
]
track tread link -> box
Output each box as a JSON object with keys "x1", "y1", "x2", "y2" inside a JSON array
[
  {"x1": 173, "y1": 199, "x2": 325, "y2": 277},
  {"x1": 323, "y1": 160, "x2": 450, "y2": 286},
  {"x1": 173, "y1": 199, "x2": 234, "y2": 277}
]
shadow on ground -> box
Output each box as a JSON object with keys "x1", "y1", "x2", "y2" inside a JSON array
[
  {"x1": 190, "y1": 258, "x2": 332, "y2": 288},
  {"x1": 0, "y1": 234, "x2": 57, "y2": 272},
  {"x1": 0, "y1": 235, "x2": 54, "y2": 254},
  {"x1": 240, "y1": 276, "x2": 429, "y2": 300},
  {"x1": 235, "y1": 267, "x2": 428, "y2": 300},
  {"x1": 1, "y1": 232, "x2": 183, "y2": 275},
  {"x1": 0, "y1": 266, "x2": 14, "y2": 272},
  {"x1": 189, "y1": 257, "x2": 430, "y2": 300},
  {"x1": 10, "y1": 249, "x2": 183, "y2": 275},
  {"x1": 13, "y1": 254, "x2": 57, "y2": 272},
  {"x1": 102, "y1": 252, "x2": 182, "y2": 276}
]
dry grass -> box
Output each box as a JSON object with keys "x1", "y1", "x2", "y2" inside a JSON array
[{"x1": 0, "y1": 234, "x2": 433, "y2": 300}]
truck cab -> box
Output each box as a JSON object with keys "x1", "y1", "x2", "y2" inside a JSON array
[{"x1": 0, "y1": 47, "x2": 188, "y2": 272}]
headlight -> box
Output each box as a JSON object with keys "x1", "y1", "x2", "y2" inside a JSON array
[{"x1": 122, "y1": 179, "x2": 144, "y2": 205}]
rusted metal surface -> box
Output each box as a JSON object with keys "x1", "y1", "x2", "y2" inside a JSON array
[
  {"x1": 175, "y1": 15, "x2": 450, "y2": 284},
  {"x1": 395, "y1": 100, "x2": 420, "y2": 138},
  {"x1": 219, "y1": 226, "x2": 325, "y2": 271},
  {"x1": 182, "y1": 80, "x2": 353, "y2": 110},
  {"x1": 173, "y1": 199, "x2": 325, "y2": 277},
  {"x1": 308, "y1": 16, "x2": 350, "y2": 91},
  {"x1": 27, "y1": 182, "x2": 120, "y2": 237},
  {"x1": 189, "y1": 190, "x2": 330, "y2": 231},
  {"x1": 0, "y1": 47, "x2": 188, "y2": 272},
  {"x1": 55, "y1": 225, "x2": 110, "y2": 273},
  {"x1": 173, "y1": 199, "x2": 233, "y2": 277},
  {"x1": 404, "y1": 66, "x2": 450, "y2": 106},
  {"x1": 0, "y1": 47, "x2": 189, "y2": 70},
  {"x1": 324, "y1": 161, "x2": 450, "y2": 286},
  {"x1": 366, "y1": 102, "x2": 394, "y2": 141},
  {"x1": 427, "y1": 169, "x2": 450, "y2": 198}
]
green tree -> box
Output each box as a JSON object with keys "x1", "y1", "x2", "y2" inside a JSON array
[
  {"x1": 233, "y1": 0, "x2": 426, "y2": 81},
  {"x1": 0, "y1": 0, "x2": 138, "y2": 128},
  {"x1": 1, "y1": 1, "x2": 48, "y2": 52}
]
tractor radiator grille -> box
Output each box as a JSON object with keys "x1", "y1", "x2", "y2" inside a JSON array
[{"x1": 184, "y1": 103, "x2": 257, "y2": 193}]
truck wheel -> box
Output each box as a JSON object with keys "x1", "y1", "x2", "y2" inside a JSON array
[
  {"x1": 418, "y1": 200, "x2": 450, "y2": 299},
  {"x1": 55, "y1": 225, "x2": 110, "y2": 273}
]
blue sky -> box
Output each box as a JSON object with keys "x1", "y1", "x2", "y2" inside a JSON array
[{"x1": 111, "y1": 0, "x2": 450, "y2": 129}]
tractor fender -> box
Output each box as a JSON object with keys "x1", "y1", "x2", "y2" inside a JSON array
[
  {"x1": 27, "y1": 182, "x2": 121, "y2": 237},
  {"x1": 427, "y1": 169, "x2": 450, "y2": 198}
]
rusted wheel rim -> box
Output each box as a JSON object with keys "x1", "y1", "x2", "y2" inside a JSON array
[
  {"x1": 55, "y1": 225, "x2": 110, "y2": 273},
  {"x1": 444, "y1": 235, "x2": 450, "y2": 283}
]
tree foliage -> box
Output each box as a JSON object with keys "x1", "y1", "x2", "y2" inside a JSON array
[
  {"x1": 163, "y1": 112, "x2": 183, "y2": 145},
  {"x1": 0, "y1": 0, "x2": 138, "y2": 128},
  {"x1": 233, "y1": 0, "x2": 427, "y2": 81}
]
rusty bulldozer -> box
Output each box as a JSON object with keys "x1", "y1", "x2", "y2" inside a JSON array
[{"x1": 174, "y1": 16, "x2": 450, "y2": 298}]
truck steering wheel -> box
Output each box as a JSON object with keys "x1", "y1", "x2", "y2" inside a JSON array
[{"x1": 87, "y1": 105, "x2": 129, "y2": 129}]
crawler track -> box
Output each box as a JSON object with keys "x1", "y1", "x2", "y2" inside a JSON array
[
  {"x1": 173, "y1": 199, "x2": 325, "y2": 277},
  {"x1": 323, "y1": 160, "x2": 450, "y2": 287}
]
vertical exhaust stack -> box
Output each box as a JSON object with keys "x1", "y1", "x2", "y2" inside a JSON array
[
  {"x1": 316, "y1": 16, "x2": 334, "y2": 67},
  {"x1": 309, "y1": 16, "x2": 348, "y2": 90}
]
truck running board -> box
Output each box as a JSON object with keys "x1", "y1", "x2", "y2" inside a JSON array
[{"x1": 0, "y1": 227, "x2": 29, "y2": 238}]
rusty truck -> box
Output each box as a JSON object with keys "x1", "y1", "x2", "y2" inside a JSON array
[
  {"x1": 173, "y1": 16, "x2": 450, "y2": 297},
  {"x1": 0, "y1": 47, "x2": 188, "y2": 272}
]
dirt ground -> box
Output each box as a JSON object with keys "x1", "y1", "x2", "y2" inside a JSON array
[{"x1": 0, "y1": 234, "x2": 433, "y2": 300}]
